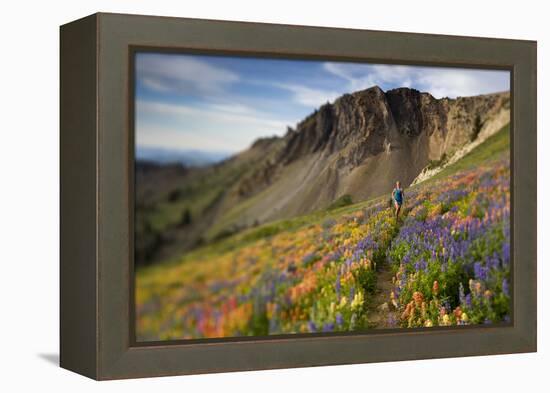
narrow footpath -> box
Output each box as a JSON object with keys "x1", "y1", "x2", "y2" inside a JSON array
[
  {"x1": 367, "y1": 212, "x2": 408, "y2": 328},
  {"x1": 368, "y1": 262, "x2": 398, "y2": 328}
]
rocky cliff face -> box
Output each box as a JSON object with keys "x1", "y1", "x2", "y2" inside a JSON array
[
  {"x1": 223, "y1": 86, "x2": 510, "y2": 222},
  {"x1": 281, "y1": 86, "x2": 508, "y2": 167},
  {"x1": 136, "y1": 86, "x2": 510, "y2": 264}
]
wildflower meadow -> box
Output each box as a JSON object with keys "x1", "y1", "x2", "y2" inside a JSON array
[{"x1": 136, "y1": 129, "x2": 511, "y2": 341}]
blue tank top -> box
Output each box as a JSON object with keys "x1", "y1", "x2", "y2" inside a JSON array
[{"x1": 394, "y1": 188, "x2": 403, "y2": 203}]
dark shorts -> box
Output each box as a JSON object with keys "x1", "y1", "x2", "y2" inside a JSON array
[{"x1": 395, "y1": 200, "x2": 403, "y2": 206}]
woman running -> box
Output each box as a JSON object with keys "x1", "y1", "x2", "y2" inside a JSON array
[{"x1": 392, "y1": 181, "x2": 404, "y2": 220}]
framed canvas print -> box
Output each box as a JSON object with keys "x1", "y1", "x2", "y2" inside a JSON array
[{"x1": 60, "y1": 13, "x2": 537, "y2": 380}]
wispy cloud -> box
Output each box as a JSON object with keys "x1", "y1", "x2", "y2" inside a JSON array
[
  {"x1": 324, "y1": 63, "x2": 413, "y2": 92},
  {"x1": 271, "y1": 82, "x2": 342, "y2": 107},
  {"x1": 415, "y1": 69, "x2": 509, "y2": 98},
  {"x1": 137, "y1": 100, "x2": 289, "y2": 131},
  {"x1": 136, "y1": 123, "x2": 234, "y2": 153},
  {"x1": 136, "y1": 100, "x2": 291, "y2": 152},
  {"x1": 323, "y1": 62, "x2": 509, "y2": 98},
  {"x1": 136, "y1": 53, "x2": 240, "y2": 95}
]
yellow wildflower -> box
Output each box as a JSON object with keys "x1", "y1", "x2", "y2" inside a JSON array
[
  {"x1": 339, "y1": 296, "x2": 348, "y2": 308},
  {"x1": 351, "y1": 292, "x2": 365, "y2": 311}
]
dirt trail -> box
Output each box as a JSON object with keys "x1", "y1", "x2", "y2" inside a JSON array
[
  {"x1": 368, "y1": 262, "x2": 398, "y2": 328},
  {"x1": 367, "y1": 214, "x2": 406, "y2": 328}
]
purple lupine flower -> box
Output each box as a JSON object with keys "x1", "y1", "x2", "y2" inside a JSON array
[
  {"x1": 474, "y1": 262, "x2": 488, "y2": 281},
  {"x1": 308, "y1": 321, "x2": 317, "y2": 332},
  {"x1": 464, "y1": 293, "x2": 472, "y2": 308},
  {"x1": 322, "y1": 323, "x2": 335, "y2": 332},
  {"x1": 502, "y1": 278, "x2": 510, "y2": 297},
  {"x1": 421, "y1": 259, "x2": 428, "y2": 272},
  {"x1": 336, "y1": 313, "x2": 344, "y2": 326},
  {"x1": 329, "y1": 250, "x2": 342, "y2": 262},
  {"x1": 502, "y1": 241, "x2": 511, "y2": 266},
  {"x1": 487, "y1": 253, "x2": 501, "y2": 271},
  {"x1": 394, "y1": 285, "x2": 402, "y2": 297}
]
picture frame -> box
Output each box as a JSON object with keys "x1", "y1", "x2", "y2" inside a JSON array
[{"x1": 60, "y1": 12, "x2": 537, "y2": 380}]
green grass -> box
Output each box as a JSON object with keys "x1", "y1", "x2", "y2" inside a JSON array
[
  {"x1": 137, "y1": 157, "x2": 256, "y2": 241},
  {"x1": 327, "y1": 194, "x2": 353, "y2": 210}
]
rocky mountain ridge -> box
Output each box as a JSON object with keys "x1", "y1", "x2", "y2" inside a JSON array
[{"x1": 221, "y1": 86, "x2": 509, "y2": 220}]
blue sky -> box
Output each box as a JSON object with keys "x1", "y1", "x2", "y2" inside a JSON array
[{"x1": 135, "y1": 52, "x2": 510, "y2": 154}]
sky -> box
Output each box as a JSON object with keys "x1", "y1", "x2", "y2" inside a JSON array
[{"x1": 135, "y1": 52, "x2": 510, "y2": 155}]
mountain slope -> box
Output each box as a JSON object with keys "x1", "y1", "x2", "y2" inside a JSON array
[{"x1": 135, "y1": 86, "x2": 510, "y2": 266}]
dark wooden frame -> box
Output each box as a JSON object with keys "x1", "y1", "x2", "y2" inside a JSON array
[{"x1": 60, "y1": 12, "x2": 537, "y2": 380}]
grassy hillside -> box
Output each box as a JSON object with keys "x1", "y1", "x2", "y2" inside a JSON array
[
  {"x1": 134, "y1": 141, "x2": 284, "y2": 265},
  {"x1": 135, "y1": 125, "x2": 511, "y2": 341},
  {"x1": 424, "y1": 123, "x2": 510, "y2": 183}
]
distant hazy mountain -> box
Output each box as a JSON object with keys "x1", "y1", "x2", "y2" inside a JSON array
[{"x1": 136, "y1": 146, "x2": 233, "y2": 167}]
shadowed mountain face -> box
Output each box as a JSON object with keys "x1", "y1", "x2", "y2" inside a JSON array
[{"x1": 135, "y1": 86, "x2": 510, "y2": 266}]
